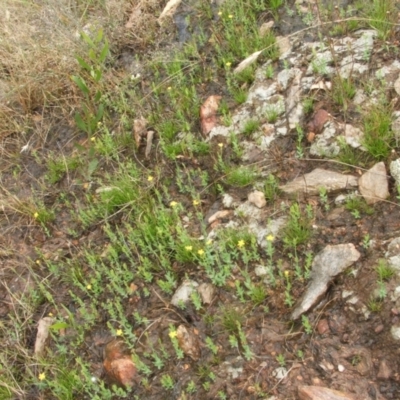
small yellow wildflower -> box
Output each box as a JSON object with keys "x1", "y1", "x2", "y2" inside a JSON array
[
  {"x1": 266, "y1": 234, "x2": 274, "y2": 241},
  {"x1": 97, "y1": 122, "x2": 102, "y2": 127},
  {"x1": 197, "y1": 249, "x2": 205, "y2": 256},
  {"x1": 206, "y1": 239, "x2": 212, "y2": 245},
  {"x1": 36, "y1": 259, "x2": 41, "y2": 265},
  {"x1": 38, "y1": 373, "x2": 46, "y2": 381},
  {"x1": 284, "y1": 270, "x2": 290, "y2": 278},
  {"x1": 228, "y1": 14, "x2": 233, "y2": 18},
  {"x1": 86, "y1": 284, "x2": 92, "y2": 290},
  {"x1": 116, "y1": 329, "x2": 123, "y2": 336},
  {"x1": 90, "y1": 136, "x2": 96, "y2": 142},
  {"x1": 225, "y1": 62, "x2": 232, "y2": 67},
  {"x1": 218, "y1": 143, "x2": 224, "y2": 148},
  {"x1": 217, "y1": 11, "x2": 222, "y2": 16},
  {"x1": 167, "y1": 86, "x2": 172, "y2": 91},
  {"x1": 170, "y1": 201, "x2": 178, "y2": 208},
  {"x1": 33, "y1": 212, "x2": 39, "y2": 219},
  {"x1": 193, "y1": 199, "x2": 200, "y2": 206},
  {"x1": 185, "y1": 245, "x2": 193, "y2": 251},
  {"x1": 169, "y1": 330, "x2": 178, "y2": 339},
  {"x1": 237, "y1": 240, "x2": 245, "y2": 248},
  {"x1": 48, "y1": 312, "x2": 53, "y2": 317},
  {"x1": 147, "y1": 176, "x2": 154, "y2": 182}
]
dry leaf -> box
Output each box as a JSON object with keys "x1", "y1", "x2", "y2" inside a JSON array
[
  {"x1": 158, "y1": 0, "x2": 182, "y2": 24},
  {"x1": 176, "y1": 325, "x2": 201, "y2": 361},
  {"x1": 200, "y1": 95, "x2": 221, "y2": 136},
  {"x1": 133, "y1": 117, "x2": 147, "y2": 148},
  {"x1": 234, "y1": 50, "x2": 262, "y2": 74},
  {"x1": 34, "y1": 317, "x2": 55, "y2": 355},
  {"x1": 145, "y1": 130, "x2": 154, "y2": 158}
]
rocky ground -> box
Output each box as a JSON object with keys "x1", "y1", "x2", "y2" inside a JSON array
[{"x1": 1, "y1": 0, "x2": 400, "y2": 399}]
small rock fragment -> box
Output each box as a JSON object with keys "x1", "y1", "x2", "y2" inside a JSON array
[
  {"x1": 298, "y1": 385, "x2": 356, "y2": 400},
  {"x1": 171, "y1": 280, "x2": 199, "y2": 307},
  {"x1": 103, "y1": 340, "x2": 136, "y2": 387},
  {"x1": 259, "y1": 21, "x2": 274, "y2": 37},
  {"x1": 307, "y1": 109, "x2": 331, "y2": 134},
  {"x1": 292, "y1": 244, "x2": 360, "y2": 319},
  {"x1": 197, "y1": 283, "x2": 215, "y2": 304},
  {"x1": 248, "y1": 190, "x2": 266, "y2": 208},
  {"x1": 390, "y1": 325, "x2": 400, "y2": 340},
  {"x1": 207, "y1": 210, "x2": 232, "y2": 224},
  {"x1": 281, "y1": 169, "x2": 358, "y2": 195},
  {"x1": 272, "y1": 367, "x2": 288, "y2": 380},
  {"x1": 377, "y1": 359, "x2": 392, "y2": 379},
  {"x1": 358, "y1": 162, "x2": 389, "y2": 204},
  {"x1": 276, "y1": 36, "x2": 291, "y2": 58},
  {"x1": 317, "y1": 319, "x2": 330, "y2": 335},
  {"x1": 390, "y1": 158, "x2": 400, "y2": 187},
  {"x1": 176, "y1": 325, "x2": 201, "y2": 360},
  {"x1": 200, "y1": 95, "x2": 222, "y2": 136}
]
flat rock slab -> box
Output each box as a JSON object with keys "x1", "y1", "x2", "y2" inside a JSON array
[
  {"x1": 281, "y1": 168, "x2": 358, "y2": 195},
  {"x1": 291, "y1": 244, "x2": 360, "y2": 319},
  {"x1": 298, "y1": 385, "x2": 357, "y2": 400},
  {"x1": 359, "y1": 162, "x2": 389, "y2": 204}
]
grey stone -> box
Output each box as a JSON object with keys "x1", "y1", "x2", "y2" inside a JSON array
[
  {"x1": 197, "y1": 283, "x2": 215, "y2": 304},
  {"x1": 377, "y1": 360, "x2": 392, "y2": 380},
  {"x1": 281, "y1": 168, "x2": 358, "y2": 195},
  {"x1": 272, "y1": 367, "x2": 288, "y2": 380},
  {"x1": 171, "y1": 280, "x2": 199, "y2": 307},
  {"x1": 291, "y1": 244, "x2": 360, "y2": 319},
  {"x1": 342, "y1": 124, "x2": 365, "y2": 149},
  {"x1": 310, "y1": 122, "x2": 340, "y2": 157},
  {"x1": 358, "y1": 162, "x2": 389, "y2": 204},
  {"x1": 390, "y1": 325, "x2": 400, "y2": 341}
]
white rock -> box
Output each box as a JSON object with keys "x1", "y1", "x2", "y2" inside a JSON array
[
  {"x1": 358, "y1": 162, "x2": 389, "y2": 204},
  {"x1": 281, "y1": 168, "x2": 358, "y2": 195},
  {"x1": 342, "y1": 124, "x2": 365, "y2": 149},
  {"x1": 390, "y1": 325, "x2": 400, "y2": 341},
  {"x1": 391, "y1": 286, "x2": 400, "y2": 302},
  {"x1": 222, "y1": 193, "x2": 236, "y2": 209},
  {"x1": 395, "y1": 75, "x2": 400, "y2": 96},
  {"x1": 248, "y1": 190, "x2": 266, "y2": 208},
  {"x1": 338, "y1": 364, "x2": 345, "y2": 372},
  {"x1": 291, "y1": 244, "x2": 361, "y2": 319},
  {"x1": 390, "y1": 158, "x2": 400, "y2": 187},
  {"x1": 272, "y1": 367, "x2": 288, "y2": 380},
  {"x1": 276, "y1": 36, "x2": 291, "y2": 58},
  {"x1": 254, "y1": 265, "x2": 270, "y2": 277},
  {"x1": 171, "y1": 280, "x2": 199, "y2": 307}
]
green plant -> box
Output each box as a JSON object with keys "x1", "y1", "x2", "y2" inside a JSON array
[
  {"x1": 367, "y1": 297, "x2": 383, "y2": 312},
  {"x1": 365, "y1": 0, "x2": 397, "y2": 40},
  {"x1": 318, "y1": 187, "x2": 329, "y2": 211},
  {"x1": 276, "y1": 353, "x2": 286, "y2": 367},
  {"x1": 225, "y1": 165, "x2": 257, "y2": 187},
  {"x1": 242, "y1": 119, "x2": 260, "y2": 136},
  {"x1": 221, "y1": 307, "x2": 243, "y2": 333},
  {"x1": 345, "y1": 195, "x2": 374, "y2": 217},
  {"x1": 282, "y1": 203, "x2": 312, "y2": 248},
  {"x1": 302, "y1": 97, "x2": 314, "y2": 114},
  {"x1": 301, "y1": 315, "x2": 313, "y2": 334},
  {"x1": 375, "y1": 259, "x2": 395, "y2": 281},
  {"x1": 362, "y1": 101, "x2": 394, "y2": 160},
  {"x1": 331, "y1": 76, "x2": 356, "y2": 110},
  {"x1": 160, "y1": 374, "x2": 174, "y2": 390}
]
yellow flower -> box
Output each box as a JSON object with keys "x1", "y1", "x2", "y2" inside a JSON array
[
  {"x1": 38, "y1": 373, "x2": 46, "y2": 381},
  {"x1": 197, "y1": 249, "x2": 205, "y2": 256},
  {"x1": 266, "y1": 234, "x2": 274, "y2": 241},
  {"x1": 48, "y1": 312, "x2": 53, "y2": 317},
  {"x1": 86, "y1": 284, "x2": 92, "y2": 290},
  {"x1": 217, "y1": 11, "x2": 222, "y2": 16},
  {"x1": 193, "y1": 199, "x2": 200, "y2": 206},
  {"x1": 237, "y1": 240, "x2": 245, "y2": 248},
  {"x1": 90, "y1": 136, "x2": 96, "y2": 142},
  {"x1": 97, "y1": 122, "x2": 102, "y2": 127},
  {"x1": 147, "y1": 176, "x2": 154, "y2": 182},
  {"x1": 228, "y1": 14, "x2": 233, "y2": 18},
  {"x1": 170, "y1": 201, "x2": 178, "y2": 208},
  {"x1": 225, "y1": 62, "x2": 232, "y2": 67},
  {"x1": 116, "y1": 329, "x2": 123, "y2": 336},
  {"x1": 33, "y1": 212, "x2": 39, "y2": 219},
  {"x1": 36, "y1": 259, "x2": 41, "y2": 265},
  {"x1": 167, "y1": 86, "x2": 172, "y2": 91},
  {"x1": 169, "y1": 330, "x2": 178, "y2": 339},
  {"x1": 218, "y1": 143, "x2": 224, "y2": 148},
  {"x1": 284, "y1": 270, "x2": 289, "y2": 278},
  {"x1": 185, "y1": 245, "x2": 193, "y2": 251},
  {"x1": 206, "y1": 239, "x2": 212, "y2": 245}
]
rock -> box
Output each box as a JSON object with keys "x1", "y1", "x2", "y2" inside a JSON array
[
  {"x1": 390, "y1": 325, "x2": 400, "y2": 340},
  {"x1": 298, "y1": 385, "x2": 356, "y2": 400},
  {"x1": 317, "y1": 319, "x2": 330, "y2": 335},
  {"x1": 391, "y1": 286, "x2": 400, "y2": 302},
  {"x1": 200, "y1": 95, "x2": 222, "y2": 136},
  {"x1": 171, "y1": 280, "x2": 199, "y2": 307},
  {"x1": 197, "y1": 282, "x2": 215, "y2": 304},
  {"x1": 248, "y1": 190, "x2": 266, "y2": 208},
  {"x1": 394, "y1": 75, "x2": 400, "y2": 96},
  {"x1": 377, "y1": 359, "x2": 392, "y2": 379},
  {"x1": 222, "y1": 193, "x2": 237, "y2": 209},
  {"x1": 358, "y1": 162, "x2": 389, "y2": 204},
  {"x1": 291, "y1": 244, "x2": 360, "y2": 319},
  {"x1": 34, "y1": 316, "x2": 56, "y2": 356},
  {"x1": 176, "y1": 325, "x2": 201, "y2": 360},
  {"x1": 309, "y1": 122, "x2": 340, "y2": 157},
  {"x1": 103, "y1": 340, "x2": 137, "y2": 387},
  {"x1": 285, "y1": 68, "x2": 303, "y2": 129},
  {"x1": 276, "y1": 36, "x2": 291, "y2": 58},
  {"x1": 281, "y1": 168, "x2": 358, "y2": 195},
  {"x1": 390, "y1": 158, "x2": 400, "y2": 187},
  {"x1": 259, "y1": 21, "x2": 274, "y2": 37},
  {"x1": 235, "y1": 201, "x2": 263, "y2": 222},
  {"x1": 207, "y1": 210, "x2": 232, "y2": 224},
  {"x1": 307, "y1": 109, "x2": 331, "y2": 134},
  {"x1": 338, "y1": 364, "x2": 345, "y2": 372},
  {"x1": 272, "y1": 367, "x2": 288, "y2": 380},
  {"x1": 342, "y1": 124, "x2": 364, "y2": 149}
]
